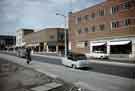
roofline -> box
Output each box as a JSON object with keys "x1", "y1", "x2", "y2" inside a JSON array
[{"x1": 71, "y1": 0, "x2": 106, "y2": 15}]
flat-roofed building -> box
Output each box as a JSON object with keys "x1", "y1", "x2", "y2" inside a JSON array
[
  {"x1": 69, "y1": 0, "x2": 135, "y2": 61},
  {"x1": 16, "y1": 28, "x2": 34, "y2": 47},
  {"x1": 24, "y1": 28, "x2": 65, "y2": 54}
]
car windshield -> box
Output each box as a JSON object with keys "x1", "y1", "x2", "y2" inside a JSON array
[{"x1": 74, "y1": 54, "x2": 87, "y2": 60}]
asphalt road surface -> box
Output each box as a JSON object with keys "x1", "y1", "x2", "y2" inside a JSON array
[{"x1": 0, "y1": 51, "x2": 135, "y2": 78}]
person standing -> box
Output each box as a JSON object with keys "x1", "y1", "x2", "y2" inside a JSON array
[{"x1": 26, "y1": 48, "x2": 32, "y2": 64}]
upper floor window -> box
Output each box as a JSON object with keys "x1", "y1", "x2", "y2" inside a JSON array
[
  {"x1": 91, "y1": 13, "x2": 95, "y2": 19},
  {"x1": 78, "y1": 28, "x2": 82, "y2": 34},
  {"x1": 111, "y1": 21, "x2": 119, "y2": 28},
  {"x1": 92, "y1": 26, "x2": 95, "y2": 32},
  {"x1": 98, "y1": 10, "x2": 105, "y2": 16},
  {"x1": 84, "y1": 27, "x2": 89, "y2": 33},
  {"x1": 76, "y1": 16, "x2": 81, "y2": 24},
  {"x1": 84, "y1": 15, "x2": 89, "y2": 21},
  {"x1": 124, "y1": 19, "x2": 131, "y2": 26},
  {"x1": 99, "y1": 24, "x2": 105, "y2": 31},
  {"x1": 111, "y1": 6, "x2": 119, "y2": 14}
]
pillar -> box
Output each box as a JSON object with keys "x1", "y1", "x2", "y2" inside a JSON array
[
  {"x1": 56, "y1": 45, "x2": 58, "y2": 53},
  {"x1": 46, "y1": 45, "x2": 49, "y2": 53}
]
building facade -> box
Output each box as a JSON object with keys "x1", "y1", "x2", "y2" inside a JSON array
[
  {"x1": 16, "y1": 29, "x2": 34, "y2": 47},
  {"x1": 69, "y1": 0, "x2": 135, "y2": 61},
  {"x1": 24, "y1": 28, "x2": 65, "y2": 53},
  {"x1": 0, "y1": 35, "x2": 16, "y2": 50}
]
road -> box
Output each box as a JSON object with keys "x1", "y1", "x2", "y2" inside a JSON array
[
  {"x1": 0, "y1": 51, "x2": 135, "y2": 78},
  {"x1": 0, "y1": 52, "x2": 134, "y2": 91}
]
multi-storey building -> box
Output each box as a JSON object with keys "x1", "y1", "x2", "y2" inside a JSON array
[
  {"x1": 69, "y1": 0, "x2": 135, "y2": 61},
  {"x1": 16, "y1": 29, "x2": 34, "y2": 47},
  {"x1": 24, "y1": 28, "x2": 66, "y2": 53}
]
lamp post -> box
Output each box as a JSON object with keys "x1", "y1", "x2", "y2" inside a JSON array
[{"x1": 56, "y1": 13, "x2": 67, "y2": 57}]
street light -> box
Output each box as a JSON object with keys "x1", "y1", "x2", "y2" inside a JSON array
[{"x1": 56, "y1": 13, "x2": 67, "y2": 57}]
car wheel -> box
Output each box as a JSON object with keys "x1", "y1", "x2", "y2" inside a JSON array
[{"x1": 72, "y1": 64, "x2": 77, "y2": 69}]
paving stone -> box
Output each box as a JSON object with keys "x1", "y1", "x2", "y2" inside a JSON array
[{"x1": 31, "y1": 82, "x2": 62, "y2": 91}]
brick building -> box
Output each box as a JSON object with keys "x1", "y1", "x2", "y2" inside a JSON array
[
  {"x1": 24, "y1": 28, "x2": 65, "y2": 53},
  {"x1": 69, "y1": 0, "x2": 135, "y2": 61}
]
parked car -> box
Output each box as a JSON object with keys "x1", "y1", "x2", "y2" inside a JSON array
[
  {"x1": 91, "y1": 51, "x2": 108, "y2": 59},
  {"x1": 62, "y1": 52, "x2": 89, "y2": 69},
  {"x1": 16, "y1": 48, "x2": 27, "y2": 58}
]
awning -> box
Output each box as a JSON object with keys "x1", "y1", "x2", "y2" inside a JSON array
[
  {"x1": 109, "y1": 41, "x2": 131, "y2": 46},
  {"x1": 91, "y1": 42, "x2": 106, "y2": 46},
  {"x1": 26, "y1": 43, "x2": 39, "y2": 47}
]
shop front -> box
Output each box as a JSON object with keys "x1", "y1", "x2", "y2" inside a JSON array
[{"x1": 89, "y1": 37, "x2": 135, "y2": 61}]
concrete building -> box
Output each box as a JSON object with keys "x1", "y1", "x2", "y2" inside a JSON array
[
  {"x1": 24, "y1": 28, "x2": 65, "y2": 54},
  {"x1": 69, "y1": 0, "x2": 135, "y2": 61},
  {"x1": 0, "y1": 35, "x2": 16, "y2": 50},
  {"x1": 16, "y1": 29, "x2": 34, "y2": 47}
]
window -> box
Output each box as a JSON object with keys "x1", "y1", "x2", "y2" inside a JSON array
[
  {"x1": 98, "y1": 10, "x2": 105, "y2": 16},
  {"x1": 78, "y1": 28, "x2": 82, "y2": 34},
  {"x1": 91, "y1": 13, "x2": 95, "y2": 19},
  {"x1": 111, "y1": 21, "x2": 119, "y2": 28},
  {"x1": 85, "y1": 41, "x2": 88, "y2": 47},
  {"x1": 92, "y1": 26, "x2": 95, "y2": 32},
  {"x1": 111, "y1": 6, "x2": 119, "y2": 14},
  {"x1": 50, "y1": 35, "x2": 54, "y2": 39},
  {"x1": 84, "y1": 27, "x2": 89, "y2": 33},
  {"x1": 84, "y1": 15, "x2": 89, "y2": 21},
  {"x1": 124, "y1": 18, "x2": 131, "y2": 26},
  {"x1": 76, "y1": 16, "x2": 81, "y2": 24},
  {"x1": 99, "y1": 24, "x2": 105, "y2": 31}
]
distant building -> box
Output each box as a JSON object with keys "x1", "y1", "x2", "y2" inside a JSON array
[
  {"x1": 69, "y1": 0, "x2": 135, "y2": 61},
  {"x1": 0, "y1": 35, "x2": 16, "y2": 50},
  {"x1": 16, "y1": 28, "x2": 34, "y2": 47},
  {"x1": 24, "y1": 28, "x2": 66, "y2": 54}
]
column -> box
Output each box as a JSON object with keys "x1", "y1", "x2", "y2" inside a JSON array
[
  {"x1": 46, "y1": 45, "x2": 49, "y2": 53},
  {"x1": 56, "y1": 45, "x2": 58, "y2": 53}
]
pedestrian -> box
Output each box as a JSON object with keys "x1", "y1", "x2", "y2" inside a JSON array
[{"x1": 26, "y1": 47, "x2": 32, "y2": 64}]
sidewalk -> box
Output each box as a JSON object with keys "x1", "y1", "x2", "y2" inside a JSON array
[{"x1": 0, "y1": 53, "x2": 134, "y2": 91}]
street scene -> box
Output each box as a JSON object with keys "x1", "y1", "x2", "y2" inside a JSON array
[{"x1": 0, "y1": 0, "x2": 135, "y2": 91}]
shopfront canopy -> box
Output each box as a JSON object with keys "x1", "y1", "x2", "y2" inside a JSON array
[
  {"x1": 109, "y1": 41, "x2": 131, "y2": 46},
  {"x1": 91, "y1": 42, "x2": 106, "y2": 46},
  {"x1": 27, "y1": 43, "x2": 39, "y2": 47}
]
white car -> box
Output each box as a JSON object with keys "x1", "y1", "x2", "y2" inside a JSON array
[
  {"x1": 62, "y1": 53, "x2": 89, "y2": 69},
  {"x1": 91, "y1": 51, "x2": 108, "y2": 59}
]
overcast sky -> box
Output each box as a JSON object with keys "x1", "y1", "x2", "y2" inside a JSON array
[{"x1": 0, "y1": 0, "x2": 104, "y2": 35}]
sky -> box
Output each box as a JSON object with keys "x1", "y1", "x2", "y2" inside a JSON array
[{"x1": 0, "y1": 0, "x2": 104, "y2": 35}]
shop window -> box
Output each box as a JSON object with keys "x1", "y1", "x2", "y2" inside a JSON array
[{"x1": 110, "y1": 42, "x2": 132, "y2": 54}]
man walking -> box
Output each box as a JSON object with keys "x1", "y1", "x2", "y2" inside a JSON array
[{"x1": 26, "y1": 48, "x2": 32, "y2": 64}]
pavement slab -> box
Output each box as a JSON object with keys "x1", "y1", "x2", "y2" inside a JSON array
[{"x1": 31, "y1": 82, "x2": 62, "y2": 91}]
